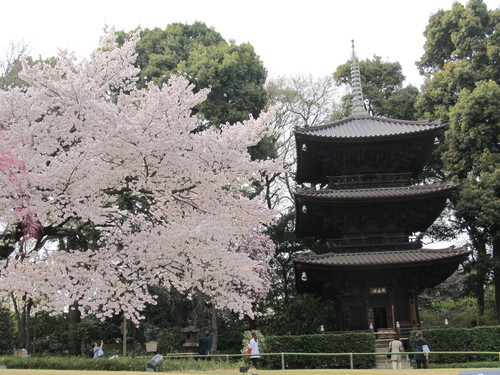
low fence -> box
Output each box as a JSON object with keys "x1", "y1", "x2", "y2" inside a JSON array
[{"x1": 164, "y1": 351, "x2": 500, "y2": 370}]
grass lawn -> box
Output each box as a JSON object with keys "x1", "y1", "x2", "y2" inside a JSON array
[{"x1": 0, "y1": 369, "x2": 497, "y2": 375}]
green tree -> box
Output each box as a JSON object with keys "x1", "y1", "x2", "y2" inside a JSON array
[
  {"x1": 259, "y1": 293, "x2": 338, "y2": 335},
  {"x1": 242, "y1": 203, "x2": 337, "y2": 336},
  {"x1": 181, "y1": 42, "x2": 267, "y2": 126},
  {"x1": 419, "y1": 273, "x2": 497, "y2": 327},
  {"x1": 333, "y1": 55, "x2": 419, "y2": 120},
  {"x1": 117, "y1": 22, "x2": 267, "y2": 127},
  {"x1": 415, "y1": 0, "x2": 499, "y2": 323},
  {"x1": 443, "y1": 80, "x2": 500, "y2": 323},
  {"x1": 0, "y1": 42, "x2": 29, "y2": 90},
  {"x1": 415, "y1": 0, "x2": 499, "y2": 119},
  {"x1": 131, "y1": 22, "x2": 225, "y2": 85}
]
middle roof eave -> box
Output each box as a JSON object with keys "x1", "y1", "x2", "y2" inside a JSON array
[
  {"x1": 294, "y1": 182, "x2": 457, "y2": 201},
  {"x1": 293, "y1": 246, "x2": 470, "y2": 268}
]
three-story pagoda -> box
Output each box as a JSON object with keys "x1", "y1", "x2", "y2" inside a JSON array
[{"x1": 293, "y1": 41, "x2": 469, "y2": 333}]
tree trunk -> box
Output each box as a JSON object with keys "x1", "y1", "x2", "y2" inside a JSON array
[
  {"x1": 493, "y1": 234, "x2": 500, "y2": 324},
  {"x1": 210, "y1": 306, "x2": 218, "y2": 353},
  {"x1": 132, "y1": 323, "x2": 136, "y2": 357},
  {"x1": 11, "y1": 293, "x2": 24, "y2": 348},
  {"x1": 476, "y1": 287, "x2": 485, "y2": 325},
  {"x1": 25, "y1": 298, "x2": 32, "y2": 349},
  {"x1": 466, "y1": 227, "x2": 489, "y2": 325},
  {"x1": 122, "y1": 315, "x2": 128, "y2": 357},
  {"x1": 171, "y1": 289, "x2": 186, "y2": 327},
  {"x1": 68, "y1": 303, "x2": 81, "y2": 355},
  {"x1": 473, "y1": 239, "x2": 488, "y2": 326},
  {"x1": 11, "y1": 292, "x2": 32, "y2": 349}
]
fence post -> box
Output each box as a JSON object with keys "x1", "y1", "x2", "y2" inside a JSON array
[
  {"x1": 350, "y1": 353, "x2": 354, "y2": 369},
  {"x1": 281, "y1": 352, "x2": 285, "y2": 370}
]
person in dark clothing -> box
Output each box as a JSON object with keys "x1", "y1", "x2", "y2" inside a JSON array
[
  {"x1": 198, "y1": 330, "x2": 212, "y2": 358},
  {"x1": 414, "y1": 331, "x2": 430, "y2": 369}
]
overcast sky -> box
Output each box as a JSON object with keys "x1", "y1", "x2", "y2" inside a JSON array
[{"x1": 2, "y1": 0, "x2": 498, "y2": 88}]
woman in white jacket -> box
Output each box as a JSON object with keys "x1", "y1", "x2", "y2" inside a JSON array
[{"x1": 247, "y1": 332, "x2": 260, "y2": 368}]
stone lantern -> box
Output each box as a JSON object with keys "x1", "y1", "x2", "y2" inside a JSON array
[{"x1": 181, "y1": 323, "x2": 199, "y2": 352}]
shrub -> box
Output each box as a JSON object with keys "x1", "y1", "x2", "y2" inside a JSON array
[
  {"x1": 157, "y1": 327, "x2": 184, "y2": 353},
  {"x1": 0, "y1": 308, "x2": 14, "y2": 355},
  {"x1": 217, "y1": 329, "x2": 243, "y2": 354},
  {"x1": 471, "y1": 326, "x2": 500, "y2": 361},
  {"x1": 409, "y1": 326, "x2": 500, "y2": 364},
  {"x1": 409, "y1": 328, "x2": 471, "y2": 363},
  {"x1": 30, "y1": 313, "x2": 69, "y2": 355},
  {"x1": 265, "y1": 332, "x2": 375, "y2": 369}
]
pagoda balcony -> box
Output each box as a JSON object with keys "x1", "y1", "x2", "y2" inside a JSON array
[
  {"x1": 329, "y1": 233, "x2": 422, "y2": 252},
  {"x1": 327, "y1": 172, "x2": 412, "y2": 189}
]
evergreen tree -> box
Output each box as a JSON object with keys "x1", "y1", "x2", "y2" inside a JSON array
[{"x1": 415, "y1": 0, "x2": 499, "y2": 323}]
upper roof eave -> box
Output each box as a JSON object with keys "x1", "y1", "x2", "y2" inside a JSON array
[{"x1": 294, "y1": 115, "x2": 446, "y2": 140}]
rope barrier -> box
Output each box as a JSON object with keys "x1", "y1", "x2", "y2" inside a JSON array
[{"x1": 162, "y1": 351, "x2": 500, "y2": 370}]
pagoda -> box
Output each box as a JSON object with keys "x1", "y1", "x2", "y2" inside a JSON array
[{"x1": 292, "y1": 41, "x2": 469, "y2": 333}]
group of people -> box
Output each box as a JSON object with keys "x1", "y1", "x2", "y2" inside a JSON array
[
  {"x1": 86, "y1": 331, "x2": 261, "y2": 369},
  {"x1": 388, "y1": 330, "x2": 430, "y2": 370},
  {"x1": 87, "y1": 330, "x2": 431, "y2": 371}
]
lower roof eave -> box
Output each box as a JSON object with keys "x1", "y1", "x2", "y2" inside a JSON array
[
  {"x1": 294, "y1": 258, "x2": 468, "y2": 272},
  {"x1": 293, "y1": 247, "x2": 471, "y2": 272}
]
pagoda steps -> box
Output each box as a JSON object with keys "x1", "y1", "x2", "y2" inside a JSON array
[{"x1": 375, "y1": 338, "x2": 412, "y2": 369}]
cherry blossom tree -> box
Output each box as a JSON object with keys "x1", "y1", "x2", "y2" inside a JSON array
[
  {"x1": 0, "y1": 132, "x2": 38, "y2": 251},
  {"x1": 0, "y1": 28, "x2": 281, "y2": 325}
]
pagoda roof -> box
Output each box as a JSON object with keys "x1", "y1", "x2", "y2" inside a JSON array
[
  {"x1": 295, "y1": 115, "x2": 446, "y2": 141},
  {"x1": 295, "y1": 181, "x2": 457, "y2": 202},
  {"x1": 294, "y1": 246, "x2": 470, "y2": 270}
]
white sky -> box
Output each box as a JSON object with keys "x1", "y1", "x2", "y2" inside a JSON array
[{"x1": 1, "y1": 0, "x2": 498, "y2": 87}]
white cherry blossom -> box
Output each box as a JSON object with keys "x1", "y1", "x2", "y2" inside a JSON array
[{"x1": 0, "y1": 28, "x2": 281, "y2": 323}]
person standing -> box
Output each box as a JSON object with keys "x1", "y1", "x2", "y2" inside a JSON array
[
  {"x1": 414, "y1": 331, "x2": 430, "y2": 369},
  {"x1": 198, "y1": 330, "x2": 212, "y2": 358},
  {"x1": 388, "y1": 337, "x2": 404, "y2": 370},
  {"x1": 248, "y1": 332, "x2": 260, "y2": 369}
]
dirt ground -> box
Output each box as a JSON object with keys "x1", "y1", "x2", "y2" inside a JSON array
[{"x1": 0, "y1": 368, "x2": 495, "y2": 375}]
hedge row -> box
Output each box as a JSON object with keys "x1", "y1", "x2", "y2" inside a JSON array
[
  {"x1": 409, "y1": 326, "x2": 500, "y2": 364},
  {"x1": 265, "y1": 326, "x2": 500, "y2": 369},
  {"x1": 265, "y1": 332, "x2": 375, "y2": 369},
  {"x1": 0, "y1": 356, "x2": 234, "y2": 372}
]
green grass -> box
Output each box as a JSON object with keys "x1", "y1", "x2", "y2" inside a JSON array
[{"x1": 428, "y1": 360, "x2": 500, "y2": 369}]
